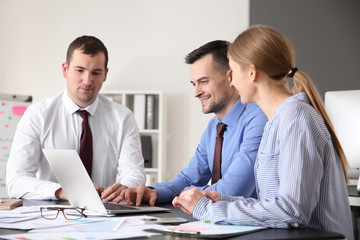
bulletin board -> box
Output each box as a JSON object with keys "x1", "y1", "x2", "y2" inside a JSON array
[
  {"x1": 0, "y1": 99, "x2": 31, "y2": 197},
  {"x1": 0, "y1": 100, "x2": 31, "y2": 160}
]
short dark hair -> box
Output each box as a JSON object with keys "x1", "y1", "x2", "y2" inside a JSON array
[
  {"x1": 185, "y1": 40, "x2": 230, "y2": 73},
  {"x1": 66, "y1": 35, "x2": 108, "y2": 69}
]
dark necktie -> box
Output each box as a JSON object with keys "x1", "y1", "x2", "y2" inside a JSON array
[
  {"x1": 77, "y1": 110, "x2": 93, "y2": 178},
  {"x1": 211, "y1": 123, "x2": 227, "y2": 185}
]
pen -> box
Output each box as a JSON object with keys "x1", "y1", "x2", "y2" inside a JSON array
[{"x1": 164, "y1": 229, "x2": 200, "y2": 235}]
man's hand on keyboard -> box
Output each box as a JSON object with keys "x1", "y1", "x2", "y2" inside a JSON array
[
  {"x1": 101, "y1": 182, "x2": 128, "y2": 202},
  {"x1": 94, "y1": 183, "x2": 104, "y2": 196},
  {"x1": 116, "y1": 184, "x2": 158, "y2": 206}
]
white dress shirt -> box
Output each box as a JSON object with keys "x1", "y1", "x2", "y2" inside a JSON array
[
  {"x1": 192, "y1": 93, "x2": 353, "y2": 240},
  {"x1": 6, "y1": 90, "x2": 146, "y2": 200}
]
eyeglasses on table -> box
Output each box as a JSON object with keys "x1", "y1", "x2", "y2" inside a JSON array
[{"x1": 40, "y1": 206, "x2": 87, "y2": 220}]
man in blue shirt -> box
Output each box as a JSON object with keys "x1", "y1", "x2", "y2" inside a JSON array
[{"x1": 101, "y1": 40, "x2": 267, "y2": 205}]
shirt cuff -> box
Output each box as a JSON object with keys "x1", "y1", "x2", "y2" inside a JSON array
[
  {"x1": 47, "y1": 183, "x2": 62, "y2": 200},
  {"x1": 192, "y1": 196, "x2": 212, "y2": 221},
  {"x1": 221, "y1": 194, "x2": 234, "y2": 202},
  {"x1": 153, "y1": 186, "x2": 174, "y2": 203}
]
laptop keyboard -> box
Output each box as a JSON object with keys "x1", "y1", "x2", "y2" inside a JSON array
[{"x1": 103, "y1": 202, "x2": 140, "y2": 211}]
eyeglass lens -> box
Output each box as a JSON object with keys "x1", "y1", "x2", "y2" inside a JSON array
[{"x1": 40, "y1": 207, "x2": 85, "y2": 220}]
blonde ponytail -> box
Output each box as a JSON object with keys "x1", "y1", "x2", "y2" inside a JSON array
[{"x1": 292, "y1": 71, "x2": 349, "y2": 183}]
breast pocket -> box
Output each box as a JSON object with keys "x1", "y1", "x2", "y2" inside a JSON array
[{"x1": 256, "y1": 152, "x2": 280, "y2": 199}]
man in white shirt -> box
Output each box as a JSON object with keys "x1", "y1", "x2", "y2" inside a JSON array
[{"x1": 6, "y1": 35, "x2": 146, "y2": 200}]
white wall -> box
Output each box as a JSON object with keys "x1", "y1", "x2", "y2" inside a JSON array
[{"x1": 0, "y1": 0, "x2": 249, "y2": 181}]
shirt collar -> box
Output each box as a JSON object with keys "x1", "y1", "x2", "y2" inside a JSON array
[
  {"x1": 216, "y1": 98, "x2": 246, "y2": 127},
  {"x1": 272, "y1": 92, "x2": 309, "y2": 119},
  {"x1": 62, "y1": 90, "x2": 99, "y2": 116}
]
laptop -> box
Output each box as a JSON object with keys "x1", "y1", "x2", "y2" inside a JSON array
[{"x1": 42, "y1": 149, "x2": 169, "y2": 215}]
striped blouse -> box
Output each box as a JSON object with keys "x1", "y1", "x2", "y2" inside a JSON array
[{"x1": 192, "y1": 92, "x2": 353, "y2": 240}]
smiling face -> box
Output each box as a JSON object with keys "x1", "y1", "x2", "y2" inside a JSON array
[
  {"x1": 62, "y1": 49, "x2": 108, "y2": 108},
  {"x1": 190, "y1": 54, "x2": 236, "y2": 118},
  {"x1": 228, "y1": 56, "x2": 255, "y2": 105}
]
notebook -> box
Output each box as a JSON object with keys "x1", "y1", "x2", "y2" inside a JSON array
[{"x1": 42, "y1": 149, "x2": 169, "y2": 215}]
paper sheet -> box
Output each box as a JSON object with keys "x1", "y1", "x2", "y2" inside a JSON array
[
  {"x1": 0, "y1": 215, "x2": 103, "y2": 230},
  {"x1": 1, "y1": 215, "x2": 160, "y2": 240},
  {"x1": 0, "y1": 231, "x2": 156, "y2": 240},
  {"x1": 0, "y1": 205, "x2": 41, "y2": 214},
  {"x1": 144, "y1": 221, "x2": 266, "y2": 237}
]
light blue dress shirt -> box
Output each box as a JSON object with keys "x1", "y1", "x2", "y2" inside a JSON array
[
  {"x1": 154, "y1": 98, "x2": 267, "y2": 203},
  {"x1": 192, "y1": 93, "x2": 353, "y2": 240}
]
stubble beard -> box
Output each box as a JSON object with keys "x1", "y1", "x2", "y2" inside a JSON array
[{"x1": 76, "y1": 89, "x2": 95, "y2": 106}]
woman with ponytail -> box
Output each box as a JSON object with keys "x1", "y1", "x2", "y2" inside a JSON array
[{"x1": 173, "y1": 25, "x2": 353, "y2": 239}]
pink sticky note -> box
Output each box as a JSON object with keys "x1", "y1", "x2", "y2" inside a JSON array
[{"x1": 12, "y1": 106, "x2": 28, "y2": 115}]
